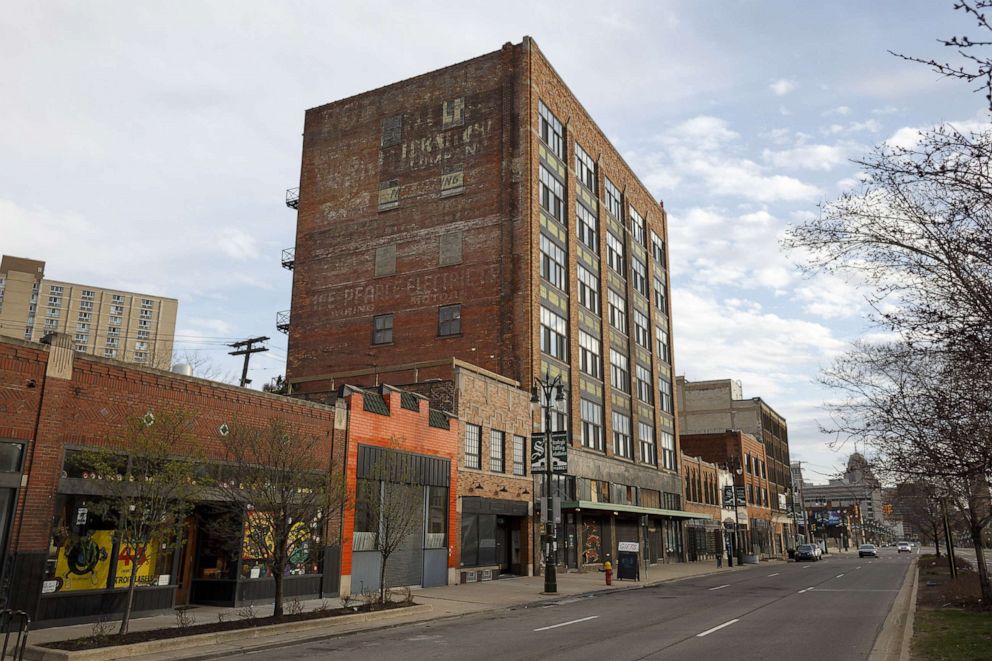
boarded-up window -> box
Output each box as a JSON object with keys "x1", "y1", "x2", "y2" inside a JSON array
[
  {"x1": 440, "y1": 163, "x2": 464, "y2": 197},
  {"x1": 439, "y1": 232, "x2": 463, "y2": 266},
  {"x1": 378, "y1": 179, "x2": 399, "y2": 211},
  {"x1": 381, "y1": 115, "x2": 402, "y2": 148},
  {"x1": 374, "y1": 244, "x2": 396, "y2": 277},
  {"x1": 442, "y1": 97, "x2": 464, "y2": 128}
]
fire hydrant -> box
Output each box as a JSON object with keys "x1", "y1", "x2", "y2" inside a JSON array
[{"x1": 604, "y1": 560, "x2": 613, "y2": 586}]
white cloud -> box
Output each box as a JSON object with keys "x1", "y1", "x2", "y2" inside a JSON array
[
  {"x1": 824, "y1": 106, "x2": 850, "y2": 116},
  {"x1": 769, "y1": 79, "x2": 796, "y2": 96},
  {"x1": 793, "y1": 275, "x2": 866, "y2": 319},
  {"x1": 217, "y1": 227, "x2": 261, "y2": 261},
  {"x1": 762, "y1": 143, "x2": 848, "y2": 171}
]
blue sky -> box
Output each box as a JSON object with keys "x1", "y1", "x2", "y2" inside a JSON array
[{"x1": 1, "y1": 1, "x2": 985, "y2": 482}]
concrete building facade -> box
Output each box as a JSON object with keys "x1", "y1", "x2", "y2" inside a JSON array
[{"x1": 0, "y1": 255, "x2": 178, "y2": 369}]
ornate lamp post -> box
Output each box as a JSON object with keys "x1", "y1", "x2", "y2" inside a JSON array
[
  {"x1": 727, "y1": 456, "x2": 745, "y2": 566},
  {"x1": 531, "y1": 369, "x2": 565, "y2": 595}
]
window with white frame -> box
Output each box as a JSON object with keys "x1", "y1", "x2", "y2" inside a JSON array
[
  {"x1": 138, "y1": 319, "x2": 149, "y2": 329},
  {"x1": 141, "y1": 298, "x2": 154, "y2": 310},
  {"x1": 659, "y1": 378, "x2": 673, "y2": 413},
  {"x1": 605, "y1": 177, "x2": 622, "y2": 219},
  {"x1": 81, "y1": 289, "x2": 95, "y2": 301},
  {"x1": 104, "y1": 349, "x2": 117, "y2": 358},
  {"x1": 134, "y1": 351, "x2": 147, "y2": 362},
  {"x1": 636, "y1": 365, "x2": 653, "y2": 404},
  {"x1": 540, "y1": 307, "x2": 568, "y2": 361},
  {"x1": 49, "y1": 285, "x2": 64, "y2": 295},
  {"x1": 46, "y1": 307, "x2": 59, "y2": 318},
  {"x1": 465, "y1": 424, "x2": 482, "y2": 469},
  {"x1": 606, "y1": 233, "x2": 625, "y2": 275},
  {"x1": 576, "y1": 203, "x2": 598, "y2": 253},
  {"x1": 106, "y1": 336, "x2": 118, "y2": 347},
  {"x1": 639, "y1": 422, "x2": 656, "y2": 465},
  {"x1": 77, "y1": 312, "x2": 90, "y2": 322},
  {"x1": 539, "y1": 165, "x2": 565, "y2": 222},
  {"x1": 651, "y1": 231, "x2": 666, "y2": 267},
  {"x1": 112, "y1": 294, "x2": 124, "y2": 304},
  {"x1": 77, "y1": 322, "x2": 89, "y2": 332},
  {"x1": 578, "y1": 330, "x2": 601, "y2": 379},
  {"x1": 538, "y1": 100, "x2": 564, "y2": 160},
  {"x1": 580, "y1": 399, "x2": 604, "y2": 451},
  {"x1": 654, "y1": 276, "x2": 667, "y2": 312},
  {"x1": 44, "y1": 318, "x2": 58, "y2": 330},
  {"x1": 109, "y1": 316, "x2": 121, "y2": 326},
  {"x1": 607, "y1": 290, "x2": 627, "y2": 334},
  {"x1": 107, "y1": 326, "x2": 119, "y2": 337},
  {"x1": 79, "y1": 300, "x2": 92, "y2": 311},
  {"x1": 137, "y1": 329, "x2": 149, "y2": 339},
  {"x1": 540, "y1": 235, "x2": 567, "y2": 290},
  {"x1": 631, "y1": 258, "x2": 648, "y2": 297},
  {"x1": 140, "y1": 309, "x2": 152, "y2": 319},
  {"x1": 577, "y1": 266, "x2": 600, "y2": 315},
  {"x1": 633, "y1": 310, "x2": 650, "y2": 348},
  {"x1": 490, "y1": 430, "x2": 505, "y2": 473},
  {"x1": 661, "y1": 431, "x2": 676, "y2": 470},
  {"x1": 629, "y1": 206, "x2": 645, "y2": 246},
  {"x1": 656, "y1": 326, "x2": 670, "y2": 362},
  {"x1": 575, "y1": 143, "x2": 596, "y2": 191},
  {"x1": 610, "y1": 349, "x2": 630, "y2": 393},
  {"x1": 512, "y1": 436, "x2": 526, "y2": 476},
  {"x1": 613, "y1": 411, "x2": 632, "y2": 458},
  {"x1": 48, "y1": 296, "x2": 61, "y2": 306}
]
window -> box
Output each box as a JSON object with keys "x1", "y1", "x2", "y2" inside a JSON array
[
  {"x1": 659, "y1": 378, "x2": 673, "y2": 413},
  {"x1": 651, "y1": 232, "x2": 666, "y2": 267},
  {"x1": 540, "y1": 307, "x2": 568, "y2": 361},
  {"x1": 110, "y1": 305, "x2": 124, "y2": 315},
  {"x1": 141, "y1": 298, "x2": 154, "y2": 309},
  {"x1": 578, "y1": 330, "x2": 602, "y2": 379},
  {"x1": 607, "y1": 290, "x2": 627, "y2": 334},
  {"x1": 610, "y1": 349, "x2": 629, "y2": 393},
  {"x1": 438, "y1": 304, "x2": 461, "y2": 336},
  {"x1": 77, "y1": 322, "x2": 89, "y2": 332},
  {"x1": 639, "y1": 423, "x2": 656, "y2": 465},
  {"x1": 134, "y1": 352, "x2": 147, "y2": 362},
  {"x1": 73, "y1": 332, "x2": 88, "y2": 343},
  {"x1": 575, "y1": 143, "x2": 596, "y2": 191},
  {"x1": 112, "y1": 294, "x2": 125, "y2": 304},
  {"x1": 577, "y1": 266, "x2": 600, "y2": 314},
  {"x1": 633, "y1": 310, "x2": 649, "y2": 348},
  {"x1": 606, "y1": 233, "x2": 625, "y2": 275},
  {"x1": 138, "y1": 319, "x2": 149, "y2": 329},
  {"x1": 576, "y1": 204, "x2": 598, "y2": 252},
  {"x1": 636, "y1": 365, "x2": 653, "y2": 404},
  {"x1": 654, "y1": 277, "x2": 667, "y2": 313},
  {"x1": 605, "y1": 177, "x2": 622, "y2": 219},
  {"x1": 109, "y1": 316, "x2": 121, "y2": 326},
  {"x1": 81, "y1": 289, "x2": 95, "y2": 301},
  {"x1": 512, "y1": 436, "x2": 526, "y2": 476},
  {"x1": 465, "y1": 424, "x2": 482, "y2": 469},
  {"x1": 613, "y1": 411, "x2": 632, "y2": 458},
  {"x1": 656, "y1": 327, "x2": 670, "y2": 362},
  {"x1": 79, "y1": 300, "x2": 92, "y2": 311},
  {"x1": 49, "y1": 285, "x2": 64, "y2": 295},
  {"x1": 629, "y1": 207, "x2": 645, "y2": 246},
  {"x1": 631, "y1": 258, "x2": 648, "y2": 297},
  {"x1": 103, "y1": 349, "x2": 117, "y2": 358},
  {"x1": 427, "y1": 486, "x2": 448, "y2": 548},
  {"x1": 140, "y1": 309, "x2": 152, "y2": 319},
  {"x1": 106, "y1": 336, "x2": 118, "y2": 347},
  {"x1": 539, "y1": 166, "x2": 565, "y2": 222},
  {"x1": 538, "y1": 101, "x2": 564, "y2": 160},
  {"x1": 48, "y1": 296, "x2": 61, "y2": 306},
  {"x1": 490, "y1": 430, "x2": 505, "y2": 473},
  {"x1": 135, "y1": 341, "x2": 147, "y2": 350},
  {"x1": 77, "y1": 311, "x2": 90, "y2": 322},
  {"x1": 746, "y1": 454, "x2": 753, "y2": 473},
  {"x1": 540, "y1": 235, "x2": 567, "y2": 290},
  {"x1": 137, "y1": 329, "x2": 150, "y2": 339},
  {"x1": 43, "y1": 318, "x2": 57, "y2": 330},
  {"x1": 580, "y1": 400, "x2": 604, "y2": 450},
  {"x1": 46, "y1": 307, "x2": 59, "y2": 318},
  {"x1": 372, "y1": 314, "x2": 393, "y2": 344},
  {"x1": 661, "y1": 432, "x2": 676, "y2": 470},
  {"x1": 107, "y1": 326, "x2": 119, "y2": 337}
]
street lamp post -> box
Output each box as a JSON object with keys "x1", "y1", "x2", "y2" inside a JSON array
[
  {"x1": 531, "y1": 369, "x2": 565, "y2": 595},
  {"x1": 727, "y1": 456, "x2": 744, "y2": 566}
]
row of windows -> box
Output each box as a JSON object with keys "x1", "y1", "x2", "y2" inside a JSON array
[
  {"x1": 464, "y1": 424, "x2": 527, "y2": 476},
  {"x1": 577, "y1": 402, "x2": 676, "y2": 469},
  {"x1": 372, "y1": 305, "x2": 461, "y2": 344}
]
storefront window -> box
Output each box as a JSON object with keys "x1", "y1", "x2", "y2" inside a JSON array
[
  {"x1": 426, "y1": 486, "x2": 448, "y2": 548},
  {"x1": 240, "y1": 511, "x2": 322, "y2": 579},
  {"x1": 195, "y1": 507, "x2": 239, "y2": 580}
]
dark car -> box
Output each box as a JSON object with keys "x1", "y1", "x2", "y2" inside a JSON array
[
  {"x1": 795, "y1": 544, "x2": 819, "y2": 561},
  {"x1": 858, "y1": 543, "x2": 878, "y2": 558}
]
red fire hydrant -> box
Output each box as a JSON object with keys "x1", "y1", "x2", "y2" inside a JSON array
[{"x1": 604, "y1": 560, "x2": 613, "y2": 586}]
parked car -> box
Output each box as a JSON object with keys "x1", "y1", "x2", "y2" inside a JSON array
[
  {"x1": 858, "y1": 543, "x2": 878, "y2": 558},
  {"x1": 795, "y1": 544, "x2": 819, "y2": 561},
  {"x1": 897, "y1": 542, "x2": 912, "y2": 553}
]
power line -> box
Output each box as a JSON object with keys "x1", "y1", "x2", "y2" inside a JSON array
[{"x1": 228, "y1": 336, "x2": 269, "y2": 388}]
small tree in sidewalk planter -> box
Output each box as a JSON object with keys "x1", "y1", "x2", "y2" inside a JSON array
[{"x1": 82, "y1": 407, "x2": 202, "y2": 635}]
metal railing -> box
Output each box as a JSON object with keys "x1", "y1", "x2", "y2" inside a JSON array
[
  {"x1": 1, "y1": 610, "x2": 30, "y2": 661},
  {"x1": 276, "y1": 310, "x2": 290, "y2": 334},
  {"x1": 285, "y1": 187, "x2": 300, "y2": 209},
  {"x1": 281, "y1": 247, "x2": 295, "y2": 270}
]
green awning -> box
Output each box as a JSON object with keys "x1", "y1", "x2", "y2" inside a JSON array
[{"x1": 562, "y1": 500, "x2": 711, "y2": 520}]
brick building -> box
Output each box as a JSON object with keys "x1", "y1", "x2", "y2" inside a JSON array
[
  {"x1": 680, "y1": 454, "x2": 727, "y2": 562},
  {"x1": 282, "y1": 37, "x2": 697, "y2": 569}
]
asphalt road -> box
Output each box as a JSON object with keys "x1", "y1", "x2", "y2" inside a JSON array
[{"x1": 215, "y1": 550, "x2": 913, "y2": 660}]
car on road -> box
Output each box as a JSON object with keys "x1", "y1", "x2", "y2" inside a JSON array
[
  {"x1": 795, "y1": 544, "x2": 819, "y2": 561},
  {"x1": 858, "y1": 543, "x2": 878, "y2": 558},
  {"x1": 897, "y1": 541, "x2": 912, "y2": 553}
]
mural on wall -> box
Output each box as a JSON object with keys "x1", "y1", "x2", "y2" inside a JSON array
[
  {"x1": 582, "y1": 520, "x2": 601, "y2": 565},
  {"x1": 52, "y1": 530, "x2": 158, "y2": 592}
]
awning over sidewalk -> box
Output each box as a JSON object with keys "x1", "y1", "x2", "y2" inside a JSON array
[{"x1": 562, "y1": 501, "x2": 711, "y2": 520}]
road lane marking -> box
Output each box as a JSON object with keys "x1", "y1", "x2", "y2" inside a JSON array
[
  {"x1": 696, "y1": 619, "x2": 739, "y2": 637},
  {"x1": 708, "y1": 584, "x2": 731, "y2": 591},
  {"x1": 767, "y1": 573, "x2": 780, "y2": 577},
  {"x1": 856, "y1": 566, "x2": 862, "y2": 570},
  {"x1": 835, "y1": 574, "x2": 844, "y2": 578},
  {"x1": 534, "y1": 615, "x2": 599, "y2": 631},
  {"x1": 803, "y1": 565, "x2": 811, "y2": 568},
  {"x1": 797, "y1": 586, "x2": 815, "y2": 593}
]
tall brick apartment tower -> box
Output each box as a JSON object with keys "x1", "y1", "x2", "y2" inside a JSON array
[{"x1": 284, "y1": 38, "x2": 695, "y2": 564}]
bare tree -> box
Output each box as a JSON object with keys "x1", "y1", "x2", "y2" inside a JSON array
[
  {"x1": 84, "y1": 407, "x2": 202, "y2": 635},
  {"x1": 171, "y1": 349, "x2": 237, "y2": 384},
  {"x1": 896, "y1": 481, "x2": 946, "y2": 556},
  {"x1": 212, "y1": 419, "x2": 345, "y2": 617}
]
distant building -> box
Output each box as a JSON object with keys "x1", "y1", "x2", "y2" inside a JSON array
[
  {"x1": 802, "y1": 453, "x2": 892, "y2": 543},
  {"x1": 0, "y1": 255, "x2": 177, "y2": 368},
  {"x1": 791, "y1": 461, "x2": 809, "y2": 542}
]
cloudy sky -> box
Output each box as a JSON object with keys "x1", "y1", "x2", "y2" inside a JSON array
[{"x1": 1, "y1": 1, "x2": 985, "y2": 482}]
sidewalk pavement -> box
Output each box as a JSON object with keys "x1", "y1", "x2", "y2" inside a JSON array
[{"x1": 27, "y1": 558, "x2": 781, "y2": 656}]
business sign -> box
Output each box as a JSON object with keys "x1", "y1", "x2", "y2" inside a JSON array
[
  {"x1": 723, "y1": 486, "x2": 746, "y2": 507},
  {"x1": 618, "y1": 541, "x2": 639, "y2": 552},
  {"x1": 531, "y1": 431, "x2": 568, "y2": 473}
]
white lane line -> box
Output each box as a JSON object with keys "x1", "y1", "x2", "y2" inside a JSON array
[
  {"x1": 856, "y1": 566, "x2": 862, "y2": 570},
  {"x1": 797, "y1": 586, "x2": 815, "y2": 594},
  {"x1": 533, "y1": 615, "x2": 599, "y2": 632},
  {"x1": 803, "y1": 565, "x2": 811, "y2": 568},
  {"x1": 835, "y1": 574, "x2": 845, "y2": 578},
  {"x1": 767, "y1": 573, "x2": 780, "y2": 577},
  {"x1": 708, "y1": 584, "x2": 731, "y2": 591},
  {"x1": 696, "y1": 619, "x2": 740, "y2": 637}
]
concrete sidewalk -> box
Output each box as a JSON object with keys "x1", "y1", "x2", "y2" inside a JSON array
[{"x1": 26, "y1": 559, "x2": 772, "y2": 655}]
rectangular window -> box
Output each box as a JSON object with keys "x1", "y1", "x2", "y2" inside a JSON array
[
  {"x1": 661, "y1": 432, "x2": 676, "y2": 470},
  {"x1": 633, "y1": 310, "x2": 649, "y2": 348},
  {"x1": 140, "y1": 309, "x2": 152, "y2": 319},
  {"x1": 107, "y1": 326, "x2": 119, "y2": 337},
  {"x1": 112, "y1": 294, "x2": 125, "y2": 304},
  {"x1": 109, "y1": 316, "x2": 121, "y2": 326},
  {"x1": 580, "y1": 399, "x2": 604, "y2": 451},
  {"x1": 490, "y1": 430, "x2": 505, "y2": 473},
  {"x1": 610, "y1": 349, "x2": 629, "y2": 393},
  {"x1": 607, "y1": 290, "x2": 627, "y2": 335},
  {"x1": 512, "y1": 436, "x2": 526, "y2": 476},
  {"x1": 539, "y1": 165, "x2": 566, "y2": 222},
  {"x1": 48, "y1": 296, "x2": 61, "y2": 306},
  {"x1": 639, "y1": 422, "x2": 656, "y2": 465},
  {"x1": 576, "y1": 203, "x2": 598, "y2": 253},
  {"x1": 138, "y1": 319, "x2": 149, "y2": 329},
  {"x1": 651, "y1": 231, "x2": 666, "y2": 267},
  {"x1": 578, "y1": 330, "x2": 601, "y2": 379},
  {"x1": 606, "y1": 233, "x2": 625, "y2": 275},
  {"x1": 656, "y1": 327, "x2": 670, "y2": 362},
  {"x1": 605, "y1": 177, "x2": 622, "y2": 219},
  {"x1": 540, "y1": 235, "x2": 567, "y2": 290},
  {"x1": 81, "y1": 289, "x2": 95, "y2": 301},
  {"x1": 141, "y1": 298, "x2": 154, "y2": 309},
  {"x1": 465, "y1": 424, "x2": 482, "y2": 470},
  {"x1": 46, "y1": 308, "x2": 59, "y2": 318},
  {"x1": 438, "y1": 304, "x2": 461, "y2": 336},
  {"x1": 77, "y1": 311, "x2": 90, "y2": 322},
  {"x1": 636, "y1": 365, "x2": 653, "y2": 404},
  {"x1": 577, "y1": 266, "x2": 600, "y2": 315},
  {"x1": 631, "y1": 258, "x2": 648, "y2": 297},
  {"x1": 137, "y1": 329, "x2": 150, "y2": 339},
  {"x1": 372, "y1": 313, "x2": 393, "y2": 344},
  {"x1": 629, "y1": 206, "x2": 645, "y2": 246},
  {"x1": 612, "y1": 411, "x2": 632, "y2": 458},
  {"x1": 654, "y1": 277, "x2": 667, "y2": 313},
  {"x1": 538, "y1": 100, "x2": 565, "y2": 160},
  {"x1": 77, "y1": 322, "x2": 89, "y2": 332},
  {"x1": 43, "y1": 318, "x2": 57, "y2": 329},
  {"x1": 427, "y1": 485, "x2": 449, "y2": 548},
  {"x1": 79, "y1": 300, "x2": 92, "y2": 311},
  {"x1": 49, "y1": 285, "x2": 64, "y2": 295},
  {"x1": 103, "y1": 349, "x2": 117, "y2": 358},
  {"x1": 746, "y1": 454, "x2": 753, "y2": 473},
  {"x1": 540, "y1": 306, "x2": 568, "y2": 361},
  {"x1": 659, "y1": 378, "x2": 673, "y2": 413},
  {"x1": 575, "y1": 143, "x2": 596, "y2": 191}
]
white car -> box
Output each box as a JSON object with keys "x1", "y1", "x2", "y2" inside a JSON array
[{"x1": 897, "y1": 542, "x2": 912, "y2": 553}]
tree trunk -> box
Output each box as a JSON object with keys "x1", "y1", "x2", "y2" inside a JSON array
[
  {"x1": 379, "y1": 553, "x2": 387, "y2": 606},
  {"x1": 970, "y1": 525, "x2": 992, "y2": 603},
  {"x1": 273, "y1": 559, "x2": 284, "y2": 617},
  {"x1": 119, "y1": 546, "x2": 139, "y2": 636}
]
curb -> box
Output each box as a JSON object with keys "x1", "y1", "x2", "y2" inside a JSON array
[
  {"x1": 21, "y1": 604, "x2": 432, "y2": 661},
  {"x1": 867, "y1": 557, "x2": 918, "y2": 661}
]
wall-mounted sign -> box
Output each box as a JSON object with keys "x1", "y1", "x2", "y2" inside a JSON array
[
  {"x1": 531, "y1": 431, "x2": 568, "y2": 473},
  {"x1": 618, "y1": 541, "x2": 639, "y2": 552}
]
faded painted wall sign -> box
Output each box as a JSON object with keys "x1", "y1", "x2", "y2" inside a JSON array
[{"x1": 400, "y1": 119, "x2": 494, "y2": 169}]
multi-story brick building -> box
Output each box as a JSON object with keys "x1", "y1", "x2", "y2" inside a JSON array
[
  {"x1": 282, "y1": 37, "x2": 697, "y2": 570},
  {"x1": 680, "y1": 453, "x2": 729, "y2": 562},
  {"x1": 0, "y1": 255, "x2": 178, "y2": 369}
]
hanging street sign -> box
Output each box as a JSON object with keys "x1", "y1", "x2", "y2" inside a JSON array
[{"x1": 531, "y1": 431, "x2": 568, "y2": 473}]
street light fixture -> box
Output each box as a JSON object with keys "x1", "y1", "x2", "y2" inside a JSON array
[
  {"x1": 727, "y1": 456, "x2": 745, "y2": 566},
  {"x1": 531, "y1": 369, "x2": 565, "y2": 594}
]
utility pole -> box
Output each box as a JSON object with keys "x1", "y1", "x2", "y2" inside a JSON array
[{"x1": 228, "y1": 336, "x2": 269, "y2": 388}]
